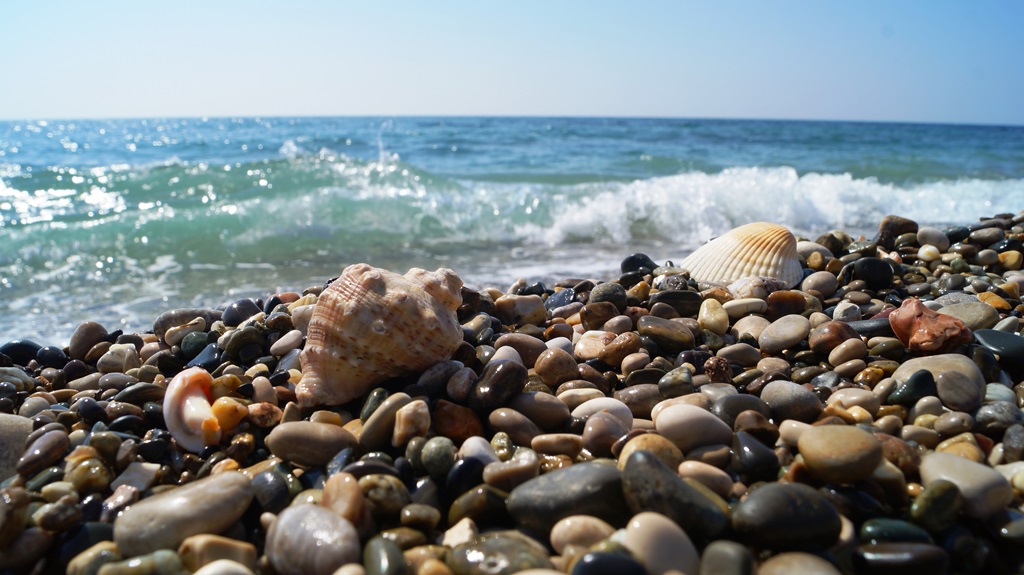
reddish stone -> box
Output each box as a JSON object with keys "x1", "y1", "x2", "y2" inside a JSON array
[
  {"x1": 808, "y1": 321, "x2": 861, "y2": 354},
  {"x1": 433, "y1": 400, "x2": 484, "y2": 445},
  {"x1": 889, "y1": 298, "x2": 972, "y2": 355}
]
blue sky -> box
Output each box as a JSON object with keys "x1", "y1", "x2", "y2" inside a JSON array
[{"x1": 2, "y1": 1, "x2": 1021, "y2": 124}]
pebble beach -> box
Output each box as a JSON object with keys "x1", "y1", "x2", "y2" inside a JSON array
[{"x1": 6, "y1": 212, "x2": 1024, "y2": 575}]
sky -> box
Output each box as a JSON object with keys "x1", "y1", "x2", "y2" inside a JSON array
[{"x1": 2, "y1": 1, "x2": 1022, "y2": 125}]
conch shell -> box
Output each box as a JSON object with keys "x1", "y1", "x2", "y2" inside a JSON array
[
  {"x1": 297, "y1": 264, "x2": 464, "y2": 407},
  {"x1": 680, "y1": 222, "x2": 803, "y2": 288}
]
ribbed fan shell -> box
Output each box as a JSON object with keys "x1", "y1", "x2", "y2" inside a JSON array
[
  {"x1": 297, "y1": 264, "x2": 463, "y2": 407},
  {"x1": 679, "y1": 222, "x2": 803, "y2": 288}
]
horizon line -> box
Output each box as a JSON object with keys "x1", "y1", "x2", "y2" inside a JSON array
[{"x1": 1, "y1": 113, "x2": 1021, "y2": 130}]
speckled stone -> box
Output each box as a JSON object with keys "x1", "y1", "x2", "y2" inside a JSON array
[
  {"x1": 622, "y1": 450, "x2": 727, "y2": 539},
  {"x1": 507, "y1": 462, "x2": 629, "y2": 535}
]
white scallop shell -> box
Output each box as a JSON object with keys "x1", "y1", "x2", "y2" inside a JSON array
[
  {"x1": 679, "y1": 222, "x2": 803, "y2": 288},
  {"x1": 297, "y1": 264, "x2": 464, "y2": 407}
]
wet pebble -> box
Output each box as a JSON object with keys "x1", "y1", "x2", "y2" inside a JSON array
[
  {"x1": 265, "y1": 504, "x2": 360, "y2": 575},
  {"x1": 113, "y1": 471, "x2": 254, "y2": 556}
]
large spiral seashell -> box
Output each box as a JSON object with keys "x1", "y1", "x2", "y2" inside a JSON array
[
  {"x1": 679, "y1": 222, "x2": 803, "y2": 288},
  {"x1": 297, "y1": 264, "x2": 464, "y2": 407}
]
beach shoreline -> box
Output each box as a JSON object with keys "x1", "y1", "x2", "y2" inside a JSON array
[{"x1": 2, "y1": 211, "x2": 1024, "y2": 573}]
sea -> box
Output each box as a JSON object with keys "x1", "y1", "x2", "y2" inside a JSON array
[{"x1": 2, "y1": 116, "x2": 1023, "y2": 345}]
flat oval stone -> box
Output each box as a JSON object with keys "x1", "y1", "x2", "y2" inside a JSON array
[
  {"x1": 507, "y1": 461, "x2": 630, "y2": 536},
  {"x1": 723, "y1": 298, "x2": 768, "y2": 321},
  {"x1": 265, "y1": 421, "x2": 357, "y2": 467},
  {"x1": 265, "y1": 504, "x2": 360, "y2": 575},
  {"x1": 654, "y1": 403, "x2": 733, "y2": 453},
  {"x1": 637, "y1": 316, "x2": 694, "y2": 355},
  {"x1": 113, "y1": 471, "x2": 254, "y2": 556},
  {"x1": 623, "y1": 511, "x2": 699, "y2": 575},
  {"x1": 758, "y1": 315, "x2": 811, "y2": 355},
  {"x1": 760, "y1": 380, "x2": 822, "y2": 423},
  {"x1": 731, "y1": 482, "x2": 841, "y2": 550},
  {"x1": 506, "y1": 392, "x2": 571, "y2": 431},
  {"x1": 940, "y1": 302, "x2": 1000, "y2": 331},
  {"x1": 920, "y1": 452, "x2": 1013, "y2": 519},
  {"x1": 571, "y1": 397, "x2": 633, "y2": 428},
  {"x1": 798, "y1": 425, "x2": 883, "y2": 484},
  {"x1": 716, "y1": 343, "x2": 761, "y2": 367},
  {"x1": 16, "y1": 429, "x2": 69, "y2": 478}
]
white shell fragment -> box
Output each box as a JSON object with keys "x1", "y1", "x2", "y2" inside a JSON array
[
  {"x1": 679, "y1": 222, "x2": 803, "y2": 288},
  {"x1": 164, "y1": 366, "x2": 221, "y2": 454},
  {"x1": 297, "y1": 264, "x2": 464, "y2": 407}
]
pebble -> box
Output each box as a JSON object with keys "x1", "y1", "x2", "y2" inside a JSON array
[
  {"x1": 623, "y1": 511, "x2": 699, "y2": 575},
  {"x1": 549, "y1": 515, "x2": 615, "y2": 556},
  {"x1": 759, "y1": 380, "x2": 822, "y2": 423},
  {"x1": 891, "y1": 353, "x2": 985, "y2": 411},
  {"x1": 919, "y1": 452, "x2": 1012, "y2": 518},
  {"x1": 507, "y1": 462, "x2": 630, "y2": 535},
  {"x1": 798, "y1": 425, "x2": 883, "y2": 483},
  {"x1": 731, "y1": 482, "x2": 841, "y2": 550},
  {"x1": 16, "y1": 428, "x2": 70, "y2": 477},
  {"x1": 697, "y1": 539, "x2": 755, "y2": 575},
  {"x1": 622, "y1": 450, "x2": 727, "y2": 539},
  {"x1": 0, "y1": 413, "x2": 33, "y2": 479},
  {"x1": 852, "y1": 543, "x2": 950, "y2": 574},
  {"x1": 265, "y1": 504, "x2": 360, "y2": 575},
  {"x1": 654, "y1": 403, "x2": 734, "y2": 453},
  {"x1": 113, "y1": 471, "x2": 254, "y2": 556},
  {"x1": 448, "y1": 533, "x2": 554, "y2": 574},
  {"x1": 8, "y1": 213, "x2": 1024, "y2": 575},
  {"x1": 758, "y1": 552, "x2": 841, "y2": 575},
  {"x1": 533, "y1": 348, "x2": 579, "y2": 387},
  {"x1": 265, "y1": 420, "x2": 357, "y2": 467},
  {"x1": 758, "y1": 314, "x2": 811, "y2": 354}
]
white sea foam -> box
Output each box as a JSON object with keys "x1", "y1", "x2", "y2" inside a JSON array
[{"x1": 528, "y1": 167, "x2": 1024, "y2": 250}]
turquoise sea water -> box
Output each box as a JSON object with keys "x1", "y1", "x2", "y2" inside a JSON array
[{"x1": 2, "y1": 117, "x2": 1023, "y2": 344}]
